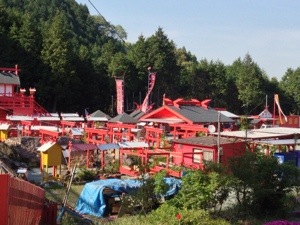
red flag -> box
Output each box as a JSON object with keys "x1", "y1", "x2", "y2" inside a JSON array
[
  {"x1": 115, "y1": 79, "x2": 124, "y2": 115},
  {"x1": 141, "y1": 73, "x2": 156, "y2": 113},
  {"x1": 274, "y1": 94, "x2": 287, "y2": 124}
]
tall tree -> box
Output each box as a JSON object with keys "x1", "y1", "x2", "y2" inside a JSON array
[
  {"x1": 229, "y1": 54, "x2": 265, "y2": 114},
  {"x1": 40, "y1": 10, "x2": 77, "y2": 112},
  {"x1": 176, "y1": 47, "x2": 200, "y2": 98},
  {"x1": 145, "y1": 27, "x2": 180, "y2": 105},
  {"x1": 280, "y1": 67, "x2": 300, "y2": 114}
]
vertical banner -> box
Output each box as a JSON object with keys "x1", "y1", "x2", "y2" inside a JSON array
[
  {"x1": 141, "y1": 73, "x2": 156, "y2": 113},
  {"x1": 115, "y1": 79, "x2": 124, "y2": 115},
  {"x1": 274, "y1": 94, "x2": 287, "y2": 124}
]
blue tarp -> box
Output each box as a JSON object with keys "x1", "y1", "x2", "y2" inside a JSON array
[
  {"x1": 75, "y1": 178, "x2": 182, "y2": 218},
  {"x1": 98, "y1": 143, "x2": 120, "y2": 151}
]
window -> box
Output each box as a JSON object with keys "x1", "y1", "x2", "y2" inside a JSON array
[{"x1": 193, "y1": 148, "x2": 213, "y2": 163}]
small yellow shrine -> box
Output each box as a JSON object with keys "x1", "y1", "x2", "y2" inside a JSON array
[
  {"x1": 0, "y1": 123, "x2": 10, "y2": 141},
  {"x1": 37, "y1": 141, "x2": 62, "y2": 181}
]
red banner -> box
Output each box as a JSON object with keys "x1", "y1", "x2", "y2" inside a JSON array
[
  {"x1": 141, "y1": 73, "x2": 156, "y2": 113},
  {"x1": 115, "y1": 79, "x2": 124, "y2": 115}
]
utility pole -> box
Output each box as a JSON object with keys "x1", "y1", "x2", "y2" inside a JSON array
[
  {"x1": 111, "y1": 95, "x2": 114, "y2": 116},
  {"x1": 217, "y1": 111, "x2": 221, "y2": 164}
]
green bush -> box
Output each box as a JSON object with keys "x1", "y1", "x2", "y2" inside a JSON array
[
  {"x1": 76, "y1": 168, "x2": 97, "y2": 182},
  {"x1": 147, "y1": 203, "x2": 230, "y2": 225}
]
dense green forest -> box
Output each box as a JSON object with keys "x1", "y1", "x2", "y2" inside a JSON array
[{"x1": 1, "y1": 0, "x2": 300, "y2": 116}]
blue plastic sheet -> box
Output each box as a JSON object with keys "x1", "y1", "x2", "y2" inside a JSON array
[{"x1": 75, "y1": 178, "x2": 181, "y2": 217}]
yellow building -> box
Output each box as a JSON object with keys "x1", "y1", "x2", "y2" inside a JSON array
[
  {"x1": 37, "y1": 141, "x2": 62, "y2": 181},
  {"x1": 0, "y1": 123, "x2": 10, "y2": 141}
]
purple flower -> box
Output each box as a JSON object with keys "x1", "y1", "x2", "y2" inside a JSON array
[{"x1": 264, "y1": 221, "x2": 300, "y2": 225}]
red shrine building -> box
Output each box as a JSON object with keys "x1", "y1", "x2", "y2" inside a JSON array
[{"x1": 0, "y1": 65, "x2": 48, "y2": 120}]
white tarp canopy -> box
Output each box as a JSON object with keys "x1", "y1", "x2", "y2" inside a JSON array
[
  {"x1": 118, "y1": 141, "x2": 149, "y2": 148},
  {"x1": 253, "y1": 139, "x2": 300, "y2": 146}
]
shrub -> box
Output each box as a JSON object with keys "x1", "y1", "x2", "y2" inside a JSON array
[
  {"x1": 147, "y1": 203, "x2": 230, "y2": 225},
  {"x1": 76, "y1": 168, "x2": 97, "y2": 182}
]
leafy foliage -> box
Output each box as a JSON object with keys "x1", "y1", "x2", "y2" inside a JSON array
[
  {"x1": 169, "y1": 168, "x2": 232, "y2": 211},
  {"x1": 0, "y1": 0, "x2": 299, "y2": 115},
  {"x1": 228, "y1": 151, "x2": 300, "y2": 219}
]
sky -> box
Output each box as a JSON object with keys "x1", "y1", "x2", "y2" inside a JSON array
[{"x1": 76, "y1": 0, "x2": 300, "y2": 80}]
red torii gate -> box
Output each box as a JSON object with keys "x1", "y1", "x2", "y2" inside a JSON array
[
  {"x1": 85, "y1": 127, "x2": 109, "y2": 145},
  {"x1": 67, "y1": 142, "x2": 98, "y2": 170},
  {"x1": 106, "y1": 123, "x2": 136, "y2": 143},
  {"x1": 40, "y1": 129, "x2": 61, "y2": 144},
  {"x1": 60, "y1": 121, "x2": 80, "y2": 135},
  {"x1": 20, "y1": 120, "x2": 33, "y2": 136}
]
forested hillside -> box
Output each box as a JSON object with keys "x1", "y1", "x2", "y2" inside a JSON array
[{"x1": 0, "y1": 0, "x2": 299, "y2": 116}]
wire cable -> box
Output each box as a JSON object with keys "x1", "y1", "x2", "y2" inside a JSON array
[{"x1": 87, "y1": 0, "x2": 126, "y2": 43}]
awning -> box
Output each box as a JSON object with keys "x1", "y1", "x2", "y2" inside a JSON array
[{"x1": 98, "y1": 143, "x2": 120, "y2": 151}]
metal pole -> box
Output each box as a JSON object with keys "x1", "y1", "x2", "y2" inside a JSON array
[
  {"x1": 245, "y1": 104, "x2": 248, "y2": 141},
  {"x1": 111, "y1": 95, "x2": 114, "y2": 116}
]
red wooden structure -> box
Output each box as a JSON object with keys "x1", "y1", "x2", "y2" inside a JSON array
[
  {"x1": 67, "y1": 142, "x2": 98, "y2": 170},
  {"x1": 0, "y1": 174, "x2": 46, "y2": 225},
  {"x1": 85, "y1": 127, "x2": 109, "y2": 145},
  {"x1": 107, "y1": 123, "x2": 137, "y2": 143},
  {"x1": 0, "y1": 66, "x2": 49, "y2": 120},
  {"x1": 40, "y1": 128, "x2": 61, "y2": 144},
  {"x1": 171, "y1": 136, "x2": 246, "y2": 169}
]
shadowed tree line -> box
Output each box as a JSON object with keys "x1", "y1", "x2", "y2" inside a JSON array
[{"x1": 0, "y1": 0, "x2": 299, "y2": 116}]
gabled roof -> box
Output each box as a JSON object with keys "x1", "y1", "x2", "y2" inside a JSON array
[
  {"x1": 129, "y1": 110, "x2": 145, "y2": 120},
  {"x1": 0, "y1": 71, "x2": 20, "y2": 85},
  {"x1": 140, "y1": 105, "x2": 233, "y2": 124},
  {"x1": 258, "y1": 107, "x2": 273, "y2": 119},
  {"x1": 87, "y1": 110, "x2": 111, "y2": 121},
  {"x1": 37, "y1": 142, "x2": 60, "y2": 152},
  {"x1": 0, "y1": 123, "x2": 10, "y2": 130},
  {"x1": 109, "y1": 113, "x2": 138, "y2": 124}
]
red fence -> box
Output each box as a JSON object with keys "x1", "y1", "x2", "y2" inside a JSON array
[{"x1": 0, "y1": 175, "x2": 46, "y2": 225}]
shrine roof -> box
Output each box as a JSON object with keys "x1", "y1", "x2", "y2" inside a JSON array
[
  {"x1": 87, "y1": 110, "x2": 111, "y2": 121},
  {"x1": 130, "y1": 110, "x2": 145, "y2": 119},
  {"x1": 70, "y1": 143, "x2": 98, "y2": 151},
  {"x1": 37, "y1": 116, "x2": 60, "y2": 121},
  {"x1": 168, "y1": 105, "x2": 233, "y2": 123},
  {"x1": 37, "y1": 142, "x2": 59, "y2": 152},
  {"x1": 109, "y1": 113, "x2": 138, "y2": 124},
  {"x1": 6, "y1": 115, "x2": 34, "y2": 121},
  {"x1": 61, "y1": 116, "x2": 84, "y2": 122},
  {"x1": 0, "y1": 123, "x2": 10, "y2": 130},
  {"x1": 0, "y1": 71, "x2": 20, "y2": 85},
  {"x1": 98, "y1": 143, "x2": 120, "y2": 150}
]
